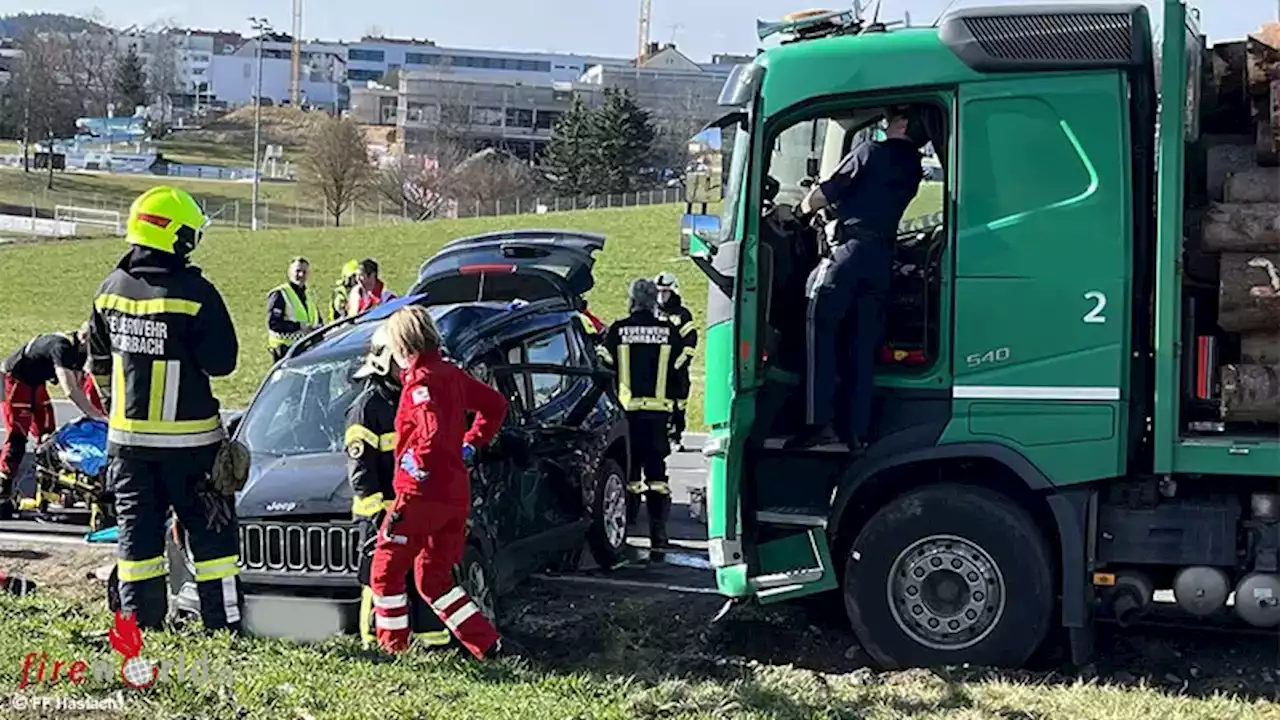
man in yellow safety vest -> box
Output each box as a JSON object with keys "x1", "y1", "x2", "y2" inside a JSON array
[{"x1": 266, "y1": 256, "x2": 321, "y2": 362}]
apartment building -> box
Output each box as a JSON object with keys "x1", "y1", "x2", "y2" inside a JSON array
[{"x1": 344, "y1": 36, "x2": 610, "y2": 85}]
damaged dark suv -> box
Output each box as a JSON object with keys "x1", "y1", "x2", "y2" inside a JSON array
[{"x1": 165, "y1": 230, "x2": 631, "y2": 639}]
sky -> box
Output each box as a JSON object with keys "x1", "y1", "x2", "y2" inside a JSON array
[{"x1": 3, "y1": 0, "x2": 1276, "y2": 61}]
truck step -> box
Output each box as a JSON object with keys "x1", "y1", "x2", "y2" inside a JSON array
[
  {"x1": 756, "y1": 506, "x2": 829, "y2": 528},
  {"x1": 761, "y1": 437, "x2": 851, "y2": 453},
  {"x1": 750, "y1": 566, "x2": 825, "y2": 590}
]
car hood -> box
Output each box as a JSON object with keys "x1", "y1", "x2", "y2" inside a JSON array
[{"x1": 235, "y1": 452, "x2": 351, "y2": 519}]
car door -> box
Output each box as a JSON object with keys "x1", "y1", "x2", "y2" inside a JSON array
[
  {"x1": 492, "y1": 324, "x2": 608, "y2": 563},
  {"x1": 460, "y1": 358, "x2": 523, "y2": 556}
]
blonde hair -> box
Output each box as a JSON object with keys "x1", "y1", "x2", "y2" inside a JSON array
[{"x1": 384, "y1": 305, "x2": 441, "y2": 359}]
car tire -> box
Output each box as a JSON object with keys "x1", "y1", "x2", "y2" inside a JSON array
[
  {"x1": 587, "y1": 458, "x2": 628, "y2": 570},
  {"x1": 459, "y1": 543, "x2": 499, "y2": 625},
  {"x1": 844, "y1": 484, "x2": 1054, "y2": 670}
]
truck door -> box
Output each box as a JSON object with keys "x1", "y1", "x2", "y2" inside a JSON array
[{"x1": 948, "y1": 74, "x2": 1130, "y2": 484}]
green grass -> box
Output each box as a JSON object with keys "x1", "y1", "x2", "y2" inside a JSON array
[
  {"x1": 0, "y1": 187, "x2": 944, "y2": 429},
  {"x1": 1, "y1": 583, "x2": 1277, "y2": 720}
]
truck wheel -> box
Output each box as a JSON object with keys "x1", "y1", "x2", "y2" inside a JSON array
[
  {"x1": 844, "y1": 484, "x2": 1053, "y2": 669},
  {"x1": 587, "y1": 459, "x2": 628, "y2": 570}
]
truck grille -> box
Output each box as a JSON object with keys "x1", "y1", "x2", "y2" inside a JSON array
[{"x1": 238, "y1": 521, "x2": 362, "y2": 575}]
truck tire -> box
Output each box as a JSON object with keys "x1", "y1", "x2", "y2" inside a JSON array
[
  {"x1": 843, "y1": 484, "x2": 1054, "y2": 669},
  {"x1": 587, "y1": 458, "x2": 628, "y2": 570}
]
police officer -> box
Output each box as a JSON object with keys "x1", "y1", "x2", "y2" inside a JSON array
[
  {"x1": 266, "y1": 256, "x2": 321, "y2": 363},
  {"x1": 88, "y1": 185, "x2": 241, "y2": 631},
  {"x1": 788, "y1": 105, "x2": 928, "y2": 451},
  {"x1": 331, "y1": 259, "x2": 359, "y2": 323},
  {"x1": 600, "y1": 279, "x2": 686, "y2": 554},
  {"x1": 654, "y1": 272, "x2": 697, "y2": 452},
  {"x1": 347, "y1": 324, "x2": 449, "y2": 650}
]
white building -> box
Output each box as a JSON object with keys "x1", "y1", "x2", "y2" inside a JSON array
[
  {"x1": 221, "y1": 38, "x2": 348, "y2": 109},
  {"x1": 343, "y1": 37, "x2": 616, "y2": 86}
]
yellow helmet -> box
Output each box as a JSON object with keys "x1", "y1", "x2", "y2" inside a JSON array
[
  {"x1": 126, "y1": 186, "x2": 210, "y2": 256},
  {"x1": 342, "y1": 259, "x2": 360, "y2": 279}
]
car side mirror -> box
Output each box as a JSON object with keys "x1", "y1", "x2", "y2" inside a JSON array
[{"x1": 225, "y1": 411, "x2": 244, "y2": 437}]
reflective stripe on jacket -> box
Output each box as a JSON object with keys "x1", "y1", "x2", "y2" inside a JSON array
[{"x1": 267, "y1": 284, "x2": 320, "y2": 350}]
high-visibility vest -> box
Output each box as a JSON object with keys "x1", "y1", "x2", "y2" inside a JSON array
[{"x1": 268, "y1": 284, "x2": 320, "y2": 350}]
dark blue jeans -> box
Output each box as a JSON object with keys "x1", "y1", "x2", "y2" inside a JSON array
[{"x1": 803, "y1": 237, "x2": 889, "y2": 441}]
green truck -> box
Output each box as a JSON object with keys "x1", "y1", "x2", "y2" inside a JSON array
[{"x1": 680, "y1": 2, "x2": 1280, "y2": 669}]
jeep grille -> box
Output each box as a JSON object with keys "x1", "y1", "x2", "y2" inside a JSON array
[{"x1": 238, "y1": 521, "x2": 362, "y2": 575}]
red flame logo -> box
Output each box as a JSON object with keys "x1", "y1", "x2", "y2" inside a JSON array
[{"x1": 109, "y1": 611, "x2": 157, "y2": 689}]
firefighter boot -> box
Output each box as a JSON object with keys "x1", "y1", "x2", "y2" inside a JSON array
[
  {"x1": 646, "y1": 489, "x2": 671, "y2": 561},
  {"x1": 0, "y1": 473, "x2": 15, "y2": 521}
]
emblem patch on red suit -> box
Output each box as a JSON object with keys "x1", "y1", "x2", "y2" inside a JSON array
[{"x1": 411, "y1": 387, "x2": 430, "y2": 405}]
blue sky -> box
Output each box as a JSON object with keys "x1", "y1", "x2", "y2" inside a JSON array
[{"x1": 3, "y1": 0, "x2": 1275, "y2": 60}]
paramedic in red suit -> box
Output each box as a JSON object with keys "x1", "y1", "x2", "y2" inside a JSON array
[{"x1": 369, "y1": 305, "x2": 510, "y2": 659}]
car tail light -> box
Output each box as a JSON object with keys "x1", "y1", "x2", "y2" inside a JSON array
[{"x1": 459, "y1": 264, "x2": 516, "y2": 274}]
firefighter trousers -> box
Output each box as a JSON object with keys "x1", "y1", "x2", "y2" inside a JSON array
[
  {"x1": 355, "y1": 513, "x2": 449, "y2": 649},
  {"x1": 0, "y1": 377, "x2": 55, "y2": 494},
  {"x1": 110, "y1": 448, "x2": 242, "y2": 631},
  {"x1": 626, "y1": 411, "x2": 672, "y2": 545},
  {"x1": 369, "y1": 497, "x2": 499, "y2": 659}
]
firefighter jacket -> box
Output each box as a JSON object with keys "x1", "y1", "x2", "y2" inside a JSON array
[
  {"x1": 329, "y1": 281, "x2": 350, "y2": 323},
  {"x1": 88, "y1": 247, "x2": 239, "y2": 458},
  {"x1": 656, "y1": 296, "x2": 697, "y2": 401},
  {"x1": 600, "y1": 309, "x2": 687, "y2": 413},
  {"x1": 267, "y1": 283, "x2": 320, "y2": 351},
  {"x1": 345, "y1": 376, "x2": 398, "y2": 518},
  {"x1": 392, "y1": 348, "x2": 508, "y2": 505}
]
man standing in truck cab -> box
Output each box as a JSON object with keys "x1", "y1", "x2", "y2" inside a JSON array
[
  {"x1": 787, "y1": 105, "x2": 929, "y2": 451},
  {"x1": 266, "y1": 257, "x2": 321, "y2": 363},
  {"x1": 347, "y1": 324, "x2": 449, "y2": 650},
  {"x1": 654, "y1": 272, "x2": 697, "y2": 452},
  {"x1": 599, "y1": 278, "x2": 687, "y2": 554},
  {"x1": 0, "y1": 324, "x2": 108, "y2": 519}
]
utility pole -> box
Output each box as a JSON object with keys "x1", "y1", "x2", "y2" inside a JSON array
[
  {"x1": 249, "y1": 17, "x2": 271, "y2": 231},
  {"x1": 290, "y1": 0, "x2": 302, "y2": 107}
]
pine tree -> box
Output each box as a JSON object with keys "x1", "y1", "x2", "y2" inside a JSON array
[
  {"x1": 542, "y1": 94, "x2": 595, "y2": 196},
  {"x1": 590, "y1": 88, "x2": 656, "y2": 195},
  {"x1": 113, "y1": 46, "x2": 148, "y2": 112}
]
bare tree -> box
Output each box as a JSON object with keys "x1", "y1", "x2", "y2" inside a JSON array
[
  {"x1": 302, "y1": 115, "x2": 375, "y2": 226},
  {"x1": 142, "y1": 25, "x2": 181, "y2": 126},
  {"x1": 7, "y1": 32, "x2": 81, "y2": 186}
]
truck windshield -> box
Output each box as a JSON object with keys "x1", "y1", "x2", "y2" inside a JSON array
[{"x1": 720, "y1": 126, "x2": 750, "y2": 242}]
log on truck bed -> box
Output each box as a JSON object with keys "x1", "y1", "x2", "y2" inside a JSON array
[
  {"x1": 1203, "y1": 204, "x2": 1280, "y2": 252},
  {"x1": 1221, "y1": 363, "x2": 1280, "y2": 422},
  {"x1": 1224, "y1": 167, "x2": 1280, "y2": 203},
  {"x1": 1218, "y1": 252, "x2": 1280, "y2": 332},
  {"x1": 1241, "y1": 332, "x2": 1280, "y2": 365}
]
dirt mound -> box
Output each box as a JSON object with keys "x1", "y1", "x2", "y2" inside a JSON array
[{"x1": 180, "y1": 107, "x2": 321, "y2": 148}]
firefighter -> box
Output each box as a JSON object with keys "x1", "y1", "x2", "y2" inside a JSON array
[
  {"x1": 0, "y1": 324, "x2": 107, "y2": 519},
  {"x1": 346, "y1": 258, "x2": 397, "y2": 317},
  {"x1": 347, "y1": 323, "x2": 450, "y2": 650},
  {"x1": 88, "y1": 185, "x2": 241, "y2": 631},
  {"x1": 266, "y1": 256, "x2": 322, "y2": 363},
  {"x1": 654, "y1": 272, "x2": 697, "y2": 452},
  {"x1": 331, "y1": 259, "x2": 359, "y2": 323},
  {"x1": 369, "y1": 305, "x2": 510, "y2": 659},
  {"x1": 599, "y1": 279, "x2": 686, "y2": 554}
]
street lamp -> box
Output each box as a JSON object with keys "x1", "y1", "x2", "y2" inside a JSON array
[{"x1": 249, "y1": 16, "x2": 272, "y2": 231}]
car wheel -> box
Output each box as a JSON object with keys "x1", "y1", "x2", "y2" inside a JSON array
[
  {"x1": 587, "y1": 459, "x2": 628, "y2": 570},
  {"x1": 460, "y1": 543, "x2": 498, "y2": 624},
  {"x1": 844, "y1": 484, "x2": 1054, "y2": 669}
]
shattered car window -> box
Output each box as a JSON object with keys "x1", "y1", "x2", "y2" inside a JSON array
[{"x1": 241, "y1": 356, "x2": 361, "y2": 456}]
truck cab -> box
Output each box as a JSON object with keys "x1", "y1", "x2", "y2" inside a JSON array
[{"x1": 683, "y1": 2, "x2": 1280, "y2": 669}]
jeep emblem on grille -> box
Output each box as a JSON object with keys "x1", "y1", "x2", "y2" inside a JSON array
[{"x1": 264, "y1": 501, "x2": 297, "y2": 513}]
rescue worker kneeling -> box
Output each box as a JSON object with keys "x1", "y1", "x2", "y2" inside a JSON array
[
  {"x1": 89, "y1": 185, "x2": 242, "y2": 631},
  {"x1": 369, "y1": 306, "x2": 510, "y2": 658},
  {"x1": 600, "y1": 279, "x2": 687, "y2": 553},
  {"x1": 347, "y1": 324, "x2": 449, "y2": 649}
]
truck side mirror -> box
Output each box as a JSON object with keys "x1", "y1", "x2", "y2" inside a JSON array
[
  {"x1": 682, "y1": 127, "x2": 724, "y2": 204},
  {"x1": 681, "y1": 213, "x2": 721, "y2": 260}
]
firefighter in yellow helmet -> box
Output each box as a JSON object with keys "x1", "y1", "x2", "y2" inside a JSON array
[
  {"x1": 87, "y1": 186, "x2": 243, "y2": 631},
  {"x1": 330, "y1": 259, "x2": 360, "y2": 323}
]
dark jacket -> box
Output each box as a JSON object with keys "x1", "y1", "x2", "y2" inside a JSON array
[
  {"x1": 88, "y1": 247, "x2": 238, "y2": 458},
  {"x1": 600, "y1": 309, "x2": 686, "y2": 413},
  {"x1": 656, "y1": 295, "x2": 697, "y2": 401},
  {"x1": 345, "y1": 375, "x2": 399, "y2": 518}
]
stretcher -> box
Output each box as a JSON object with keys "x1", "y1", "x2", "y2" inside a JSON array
[{"x1": 20, "y1": 417, "x2": 116, "y2": 532}]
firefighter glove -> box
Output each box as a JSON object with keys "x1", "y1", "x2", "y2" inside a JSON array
[
  {"x1": 211, "y1": 439, "x2": 251, "y2": 496},
  {"x1": 462, "y1": 443, "x2": 476, "y2": 466}
]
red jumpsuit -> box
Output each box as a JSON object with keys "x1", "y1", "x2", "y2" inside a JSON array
[
  {"x1": 0, "y1": 376, "x2": 55, "y2": 480},
  {"x1": 369, "y1": 348, "x2": 508, "y2": 658}
]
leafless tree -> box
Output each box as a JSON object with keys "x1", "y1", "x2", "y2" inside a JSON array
[
  {"x1": 141, "y1": 24, "x2": 181, "y2": 126},
  {"x1": 302, "y1": 115, "x2": 375, "y2": 226},
  {"x1": 6, "y1": 32, "x2": 81, "y2": 186}
]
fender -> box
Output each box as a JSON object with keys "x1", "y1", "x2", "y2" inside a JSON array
[{"x1": 827, "y1": 441, "x2": 1087, "y2": 631}]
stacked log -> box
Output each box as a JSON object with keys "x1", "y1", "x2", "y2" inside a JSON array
[{"x1": 1214, "y1": 26, "x2": 1280, "y2": 421}]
